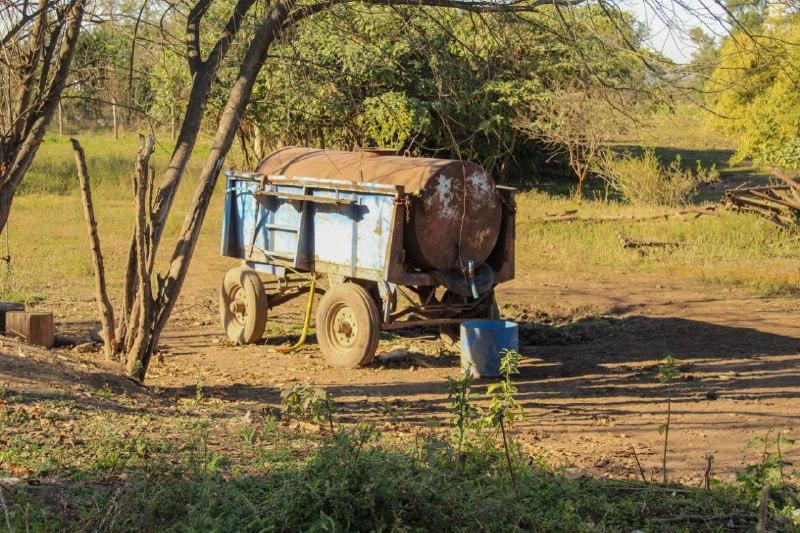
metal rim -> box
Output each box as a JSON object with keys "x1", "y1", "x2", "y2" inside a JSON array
[
  {"x1": 227, "y1": 285, "x2": 247, "y2": 326},
  {"x1": 327, "y1": 301, "x2": 358, "y2": 349}
]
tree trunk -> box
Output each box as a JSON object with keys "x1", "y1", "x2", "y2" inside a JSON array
[
  {"x1": 116, "y1": 0, "x2": 259, "y2": 352},
  {"x1": 125, "y1": 137, "x2": 156, "y2": 376},
  {"x1": 124, "y1": 1, "x2": 292, "y2": 381},
  {"x1": 71, "y1": 138, "x2": 116, "y2": 359},
  {"x1": 576, "y1": 165, "x2": 587, "y2": 199},
  {"x1": 112, "y1": 100, "x2": 118, "y2": 139}
]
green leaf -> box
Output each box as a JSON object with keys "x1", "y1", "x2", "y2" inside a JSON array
[{"x1": 486, "y1": 384, "x2": 501, "y2": 394}]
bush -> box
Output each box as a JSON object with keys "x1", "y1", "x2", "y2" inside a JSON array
[{"x1": 598, "y1": 148, "x2": 718, "y2": 207}]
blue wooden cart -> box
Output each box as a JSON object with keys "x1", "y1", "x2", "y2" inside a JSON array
[{"x1": 219, "y1": 149, "x2": 515, "y2": 368}]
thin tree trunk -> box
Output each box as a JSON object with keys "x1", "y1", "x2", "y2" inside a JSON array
[
  {"x1": 58, "y1": 100, "x2": 63, "y2": 135},
  {"x1": 112, "y1": 100, "x2": 118, "y2": 139},
  {"x1": 125, "y1": 1, "x2": 293, "y2": 381},
  {"x1": 126, "y1": 137, "x2": 156, "y2": 376},
  {"x1": 71, "y1": 138, "x2": 116, "y2": 359}
]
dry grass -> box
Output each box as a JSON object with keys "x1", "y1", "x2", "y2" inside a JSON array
[
  {"x1": 598, "y1": 148, "x2": 719, "y2": 206},
  {"x1": 0, "y1": 132, "x2": 228, "y2": 318},
  {"x1": 515, "y1": 190, "x2": 800, "y2": 295}
]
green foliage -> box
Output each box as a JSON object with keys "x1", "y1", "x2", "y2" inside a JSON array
[
  {"x1": 599, "y1": 148, "x2": 719, "y2": 206},
  {"x1": 224, "y1": 5, "x2": 650, "y2": 178},
  {"x1": 356, "y1": 92, "x2": 429, "y2": 148},
  {"x1": 705, "y1": 11, "x2": 800, "y2": 169},
  {"x1": 281, "y1": 384, "x2": 337, "y2": 431},
  {"x1": 148, "y1": 49, "x2": 191, "y2": 126},
  {"x1": 5, "y1": 424, "x2": 760, "y2": 531},
  {"x1": 446, "y1": 365, "x2": 479, "y2": 453},
  {"x1": 737, "y1": 428, "x2": 800, "y2": 524},
  {"x1": 658, "y1": 355, "x2": 679, "y2": 384},
  {"x1": 688, "y1": 27, "x2": 720, "y2": 75},
  {"x1": 484, "y1": 349, "x2": 524, "y2": 428}
]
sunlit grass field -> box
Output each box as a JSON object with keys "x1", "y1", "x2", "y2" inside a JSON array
[
  {"x1": 2, "y1": 115, "x2": 799, "y2": 319},
  {"x1": 1, "y1": 132, "x2": 225, "y2": 314}
]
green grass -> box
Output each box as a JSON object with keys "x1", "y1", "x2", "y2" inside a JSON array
[
  {"x1": 0, "y1": 132, "x2": 229, "y2": 315},
  {"x1": 0, "y1": 388, "x2": 762, "y2": 532},
  {"x1": 20, "y1": 132, "x2": 216, "y2": 195}
]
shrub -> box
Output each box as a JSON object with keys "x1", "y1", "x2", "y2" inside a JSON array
[{"x1": 598, "y1": 148, "x2": 718, "y2": 207}]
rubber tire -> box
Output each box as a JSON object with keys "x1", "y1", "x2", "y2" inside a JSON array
[
  {"x1": 439, "y1": 291, "x2": 500, "y2": 352},
  {"x1": 316, "y1": 283, "x2": 380, "y2": 368},
  {"x1": 220, "y1": 267, "x2": 268, "y2": 345}
]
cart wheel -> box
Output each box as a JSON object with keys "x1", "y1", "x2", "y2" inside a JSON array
[
  {"x1": 220, "y1": 267, "x2": 268, "y2": 345},
  {"x1": 316, "y1": 283, "x2": 380, "y2": 368},
  {"x1": 439, "y1": 290, "x2": 500, "y2": 352}
]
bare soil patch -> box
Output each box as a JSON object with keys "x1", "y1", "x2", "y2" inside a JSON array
[
  {"x1": 137, "y1": 268, "x2": 800, "y2": 485},
  {"x1": 3, "y1": 265, "x2": 798, "y2": 486}
]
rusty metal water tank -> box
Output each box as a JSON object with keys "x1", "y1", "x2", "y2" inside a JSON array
[{"x1": 256, "y1": 147, "x2": 503, "y2": 273}]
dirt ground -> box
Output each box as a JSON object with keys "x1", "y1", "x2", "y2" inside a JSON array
[
  {"x1": 4, "y1": 260, "x2": 799, "y2": 487},
  {"x1": 145, "y1": 262, "x2": 800, "y2": 485}
]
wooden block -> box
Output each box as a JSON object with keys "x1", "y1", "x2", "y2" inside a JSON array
[
  {"x1": 0, "y1": 303, "x2": 25, "y2": 333},
  {"x1": 5, "y1": 311, "x2": 54, "y2": 348}
]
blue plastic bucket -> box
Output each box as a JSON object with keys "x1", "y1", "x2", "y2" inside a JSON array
[{"x1": 459, "y1": 320, "x2": 519, "y2": 378}]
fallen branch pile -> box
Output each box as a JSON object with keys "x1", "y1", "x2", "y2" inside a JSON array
[{"x1": 724, "y1": 176, "x2": 800, "y2": 231}]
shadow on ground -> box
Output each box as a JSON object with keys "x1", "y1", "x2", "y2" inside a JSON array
[{"x1": 149, "y1": 315, "x2": 800, "y2": 426}]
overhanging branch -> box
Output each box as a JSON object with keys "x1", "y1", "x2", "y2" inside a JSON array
[{"x1": 287, "y1": 0, "x2": 585, "y2": 26}]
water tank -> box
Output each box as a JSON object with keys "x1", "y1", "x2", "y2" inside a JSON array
[{"x1": 256, "y1": 147, "x2": 502, "y2": 273}]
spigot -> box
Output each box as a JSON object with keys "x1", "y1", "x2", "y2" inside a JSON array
[{"x1": 467, "y1": 259, "x2": 479, "y2": 300}]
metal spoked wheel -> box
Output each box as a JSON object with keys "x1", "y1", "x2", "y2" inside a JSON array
[
  {"x1": 439, "y1": 290, "x2": 500, "y2": 352},
  {"x1": 316, "y1": 282, "x2": 380, "y2": 368},
  {"x1": 220, "y1": 266, "x2": 268, "y2": 344}
]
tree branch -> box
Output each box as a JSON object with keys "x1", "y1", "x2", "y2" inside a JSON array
[
  {"x1": 205, "y1": 0, "x2": 258, "y2": 72},
  {"x1": 289, "y1": 0, "x2": 584, "y2": 22},
  {"x1": 71, "y1": 138, "x2": 117, "y2": 360},
  {"x1": 185, "y1": 0, "x2": 211, "y2": 75}
]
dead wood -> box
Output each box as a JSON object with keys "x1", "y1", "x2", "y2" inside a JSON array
[
  {"x1": 724, "y1": 185, "x2": 800, "y2": 231},
  {"x1": 53, "y1": 334, "x2": 97, "y2": 347},
  {"x1": 70, "y1": 138, "x2": 116, "y2": 360},
  {"x1": 618, "y1": 233, "x2": 679, "y2": 250},
  {"x1": 533, "y1": 206, "x2": 718, "y2": 224},
  {"x1": 124, "y1": 136, "x2": 156, "y2": 378}
]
